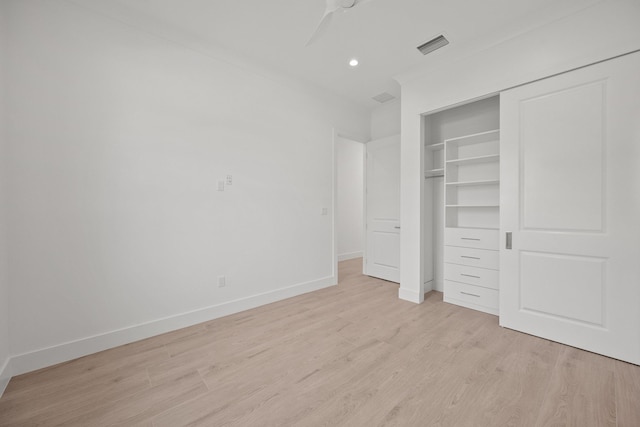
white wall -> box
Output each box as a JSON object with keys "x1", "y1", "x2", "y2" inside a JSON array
[
  {"x1": 4, "y1": 0, "x2": 370, "y2": 375},
  {"x1": 336, "y1": 137, "x2": 363, "y2": 261},
  {"x1": 0, "y1": 0, "x2": 12, "y2": 395},
  {"x1": 370, "y1": 100, "x2": 400, "y2": 140},
  {"x1": 397, "y1": 0, "x2": 640, "y2": 303}
]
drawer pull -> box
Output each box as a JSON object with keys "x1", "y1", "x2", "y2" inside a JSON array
[
  {"x1": 460, "y1": 291, "x2": 481, "y2": 298},
  {"x1": 461, "y1": 256, "x2": 480, "y2": 260},
  {"x1": 461, "y1": 237, "x2": 481, "y2": 241},
  {"x1": 461, "y1": 274, "x2": 481, "y2": 279}
]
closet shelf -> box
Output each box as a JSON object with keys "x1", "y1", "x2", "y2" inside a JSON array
[
  {"x1": 444, "y1": 129, "x2": 500, "y2": 146},
  {"x1": 445, "y1": 226, "x2": 499, "y2": 231},
  {"x1": 427, "y1": 168, "x2": 444, "y2": 175},
  {"x1": 446, "y1": 179, "x2": 500, "y2": 187},
  {"x1": 446, "y1": 204, "x2": 500, "y2": 208},
  {"x1": 427, "y1": 142, "x2": 444, "y2": 151},
  {"x1": 446, "y1": 154, "x2": 499, "y2": 166}
]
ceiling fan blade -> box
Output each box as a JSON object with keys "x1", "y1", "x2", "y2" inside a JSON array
[{"x1": 305, "y1": 10, "x2": 335, "y2": 46}]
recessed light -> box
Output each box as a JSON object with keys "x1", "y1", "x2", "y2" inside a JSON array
[{"x1": 349, "y1": 58, "x2": 359, "y2": 67}]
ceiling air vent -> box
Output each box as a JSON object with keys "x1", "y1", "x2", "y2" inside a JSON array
[
  {"x1": 372, "y1": 92, "x2": 396, "y2": 103},
  {"x1": 417, "y1": 34, "x2": 449, "y2": 55}
]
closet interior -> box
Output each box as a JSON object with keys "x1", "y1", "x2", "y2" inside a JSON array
[{"x1": 423, "y1": 96, "x2": 500, "y2": 315}]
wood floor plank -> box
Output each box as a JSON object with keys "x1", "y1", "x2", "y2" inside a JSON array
[
  {"x1": 614, "y1": 359, "x2": 640, "y2": 427},
  {"x1": 434, "y1": 332, "x2": 561, "y2": 427},
  {"x1": 354, "y1": 323, "x2": 517, "y2": 427},
  {"x1": 332, "y1": 343, "x2": 457, "y2": 427},
  {"x1": 3, "y1": 335, "x2": 167, "y2": 397},
  {"x1": 31, "y1": 371, "x2": 207, "y2": 426},
  {"x1": 152, "y1": 337, "x2": 373, "y2": 427},
  {"x1": 0, "y1": 257, "x2": 638, "y2": 427},
  {"x1": 535, "y1": 346, "x2": 616, "y2": 427},
  {"x1": 217, "y1": 339, "x2": 398, "y2": 427},
  {"x1": 294, "y1": 327, "x2": 453, "y2": 427},
  {"x1": 0, "y1": 369, "x2": 150, "y2": 426}
]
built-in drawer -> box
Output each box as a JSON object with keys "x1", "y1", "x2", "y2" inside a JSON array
[
  {"x1": 444, "y1": 280, "x2": 499, "y2": 313},
  {"x1": 444, "y1": 227, "x2": 499, "y2": 250},
  {"x1": 444, "y1": 263, "x2": 499, "y2": 290},
  {"x1": 444, "y1": 246, "x2": 499, "y2": 270}
]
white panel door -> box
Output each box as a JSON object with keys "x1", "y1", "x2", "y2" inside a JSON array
[
  {"x1": 364, "y1": 135, "x2": 400, "y2": 283},
  {"x1": 500, "y1": 52, "x2": 640, "y2": 364}
]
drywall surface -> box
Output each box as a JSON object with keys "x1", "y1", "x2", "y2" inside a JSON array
[
  {"x1": 0, "y1": 0, "x2": 11, "y2": 394},
  {"x1": 5, "y1": 0, "x2": 370, "y2": 373},
  {"x1": 397, "y1": 0, "x2": 640, "y2": 302},
  {"x1": 370, "y1": 100, "x2": 400, "y2": 141},
  {"x1": 336, "y1": 137, "x2": 363, "y2": 260}
]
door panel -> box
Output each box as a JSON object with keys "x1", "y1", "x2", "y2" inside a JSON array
[
  {"x1": 500, "y1": 52, "x2": 640, "y2": 364},
  {"x1": 519, "y1": 251, "x2": 605, "y2": 325},
  {"x1": 520, "y1": 81, "x2": 605, "y2": 232},
  {"x1": 364, "y1": 135, "x2": 400, "y2": 283}
]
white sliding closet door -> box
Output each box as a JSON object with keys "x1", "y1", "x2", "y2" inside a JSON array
[{"x1": 500, "y1": 52, "x2": 640, "y2": 364}]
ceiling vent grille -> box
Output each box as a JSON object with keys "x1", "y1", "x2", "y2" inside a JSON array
[
  {"x1": 417, "y1": 34, "x2": 449, "y2": 55},
  {"x1": 372, "y1": 92, "x2": 396, "y2": 103}
]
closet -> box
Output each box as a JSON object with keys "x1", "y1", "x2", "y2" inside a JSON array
[
  {"x1": 424, "y1": 96, "x2": 500, "y2": 315},
  {"x1": 421, "y1": 51, "x2": 640, "y2": 365}
]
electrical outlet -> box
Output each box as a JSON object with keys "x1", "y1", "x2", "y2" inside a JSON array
[
  {"x1": 218, "y1": 275, "x2": 226, "y2": 287},
  {"x1": 226, "y1": 175, "x2": 233, "y2": 185},
  {"x1": 321, "y1": 207, "x2": 328, "y2": 215}
]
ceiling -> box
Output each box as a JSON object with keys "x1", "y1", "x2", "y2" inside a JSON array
[{"x1": 77, "y1": 0, "x2": 600, "y2": 110}]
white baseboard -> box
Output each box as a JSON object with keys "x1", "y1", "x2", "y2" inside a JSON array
[
  {"x1": 9, "y1": 275, "x2": 337, "y2": 377},
  {"x1": 398, "y1": 287, "x2": 424, "y2": 304},
  {"x1": 337, "y1": 251, "x2": 363, "y2": 262},
  {"x1": 0, "y1": 356, "x2": 11, "y2": 397}
]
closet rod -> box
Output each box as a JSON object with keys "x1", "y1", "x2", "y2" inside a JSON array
[{"x1": 425, "y1": 175, "x2": 444, "y2": 179}]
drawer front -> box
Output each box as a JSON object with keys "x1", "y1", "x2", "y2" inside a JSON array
[
  {"x1": 444, "y1": 246, "x2": 499, "y2": 270},
  {"x1": 444, "y1": 281, "x2": 499, "y2": 311},
  {"x1": 444, "y1": 263, "x2": 499, "y2": 290},
  {"x1": 444, "y1": 228, "x2": 499, "y2": 250}
]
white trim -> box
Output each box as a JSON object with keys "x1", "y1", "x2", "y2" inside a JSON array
[
  {"x1": 9, "y1": 275, "x2": 336, "y2": 377},
  {"x1": 337, "y1": 251, "x2": 363, "y2": 262},
  {"x1": 0, "y1": 357, "x2": 11, "y2": 397},
  {"x1": 399, "y1": 287, "x2": 424, "y2": 304},
  {"x1": 334, "y1": 130, "x2": 366, "y2": 273},
  {"x1": 332, "y1": 129, "x2": 339, "y2": 281},
  {"x1": 362, "y1": 142, "x2": 368, "y2": 276}
]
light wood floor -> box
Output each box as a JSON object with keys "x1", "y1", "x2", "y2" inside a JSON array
[{"x1": 1, "y1": 258, "x2": 639, "y2": 426}]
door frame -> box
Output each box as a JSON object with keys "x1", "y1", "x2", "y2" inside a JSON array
[
  {"x1": 333, "y1": 129, "x2": 368, "y2": 281},
  {"x1": 418, "y1": 93, "x2": 500, "y2": 299}
]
